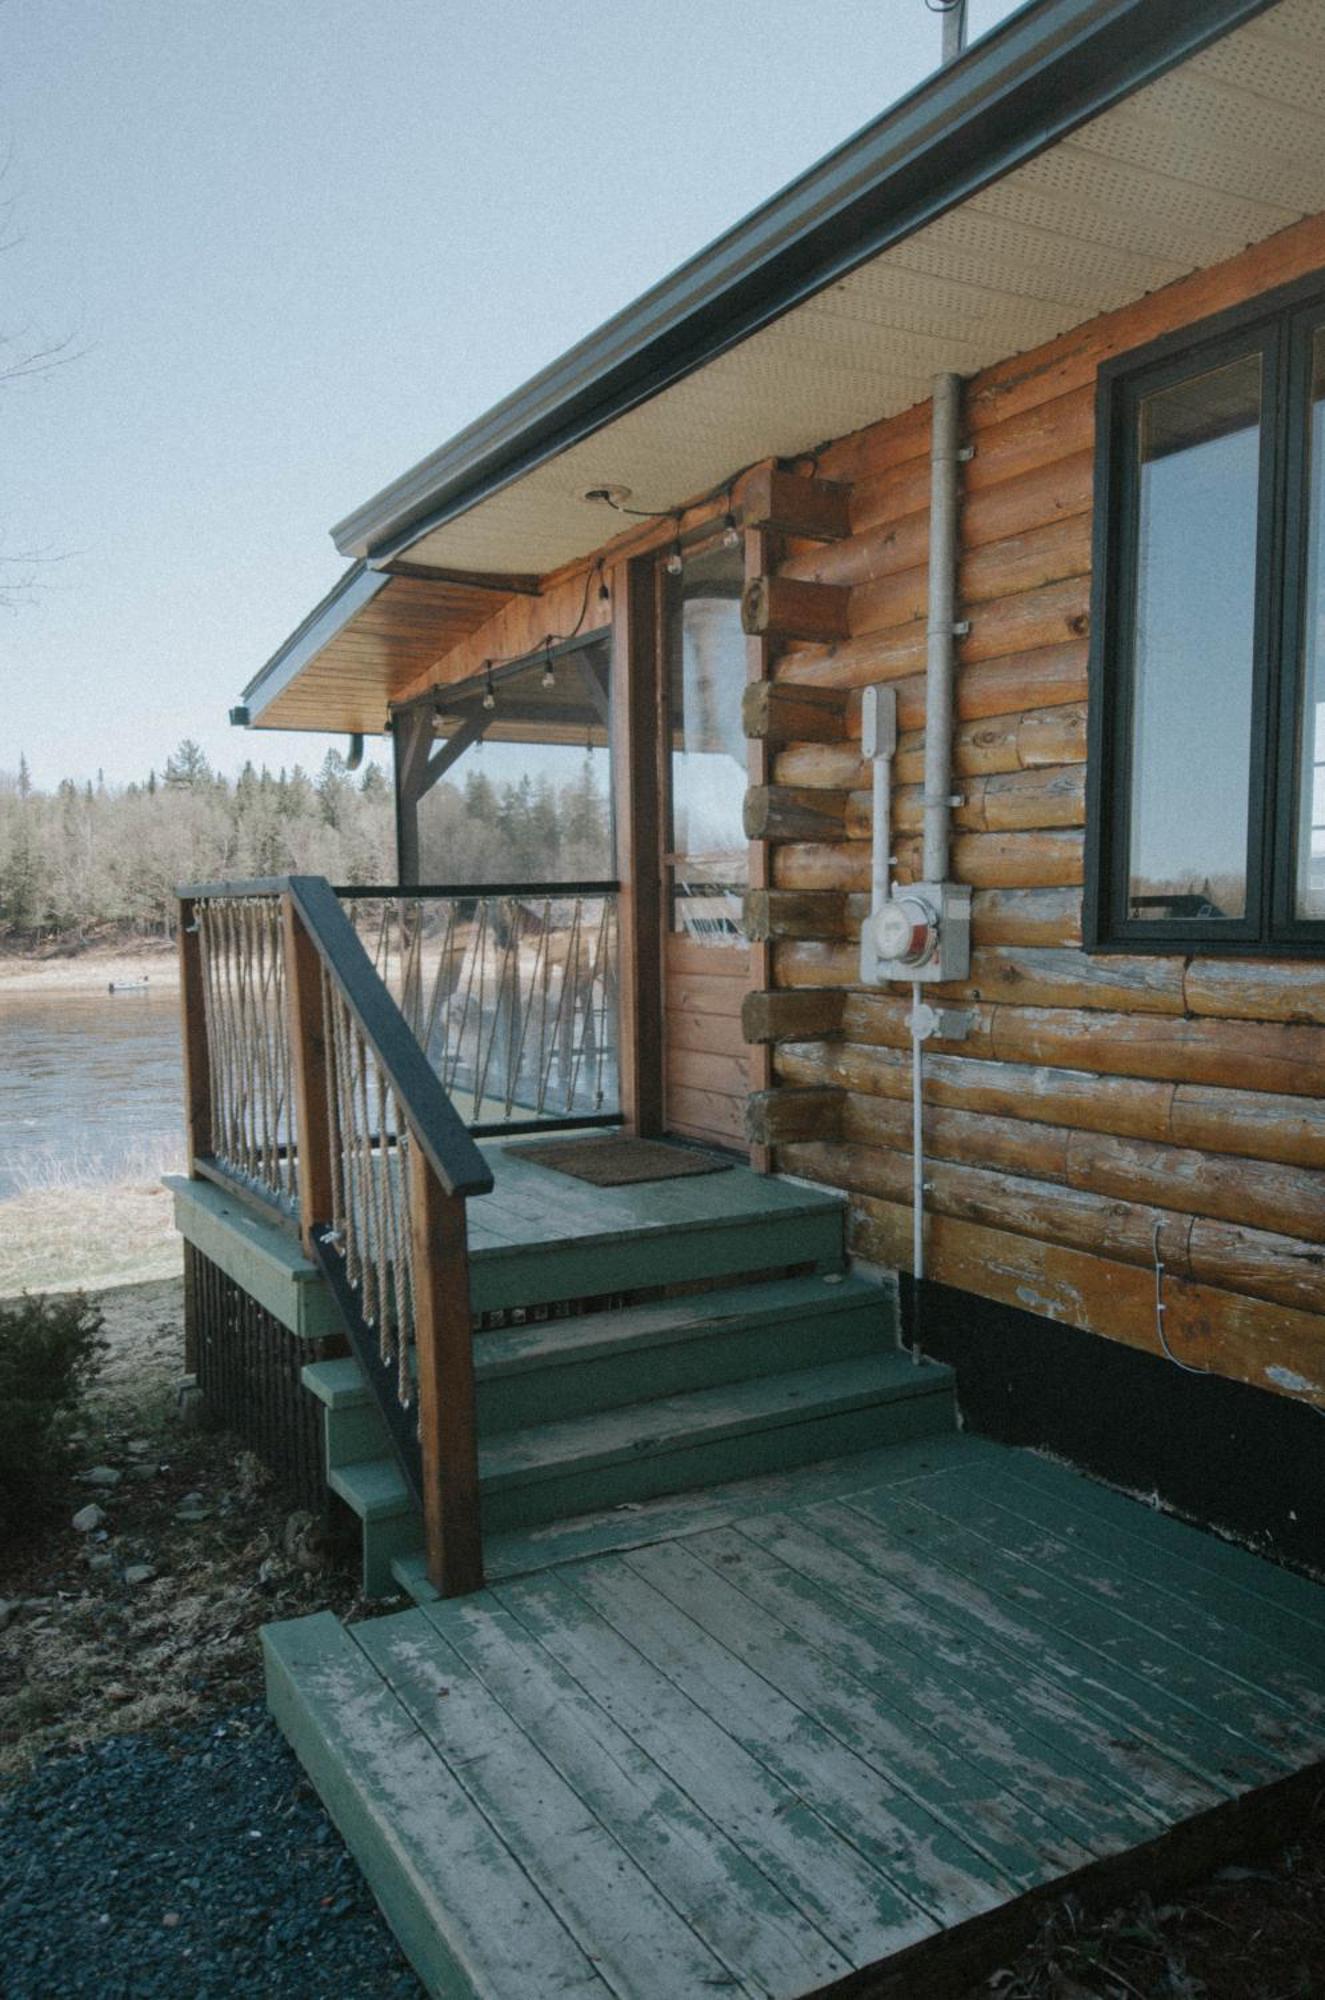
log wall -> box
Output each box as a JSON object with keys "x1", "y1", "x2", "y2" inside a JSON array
[{"x1": 745, "y1": 215, "x2": 1325, "y2": 1413}]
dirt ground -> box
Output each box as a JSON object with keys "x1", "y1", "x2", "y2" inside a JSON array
[{"x1": 0, "y1": 1278, "x2": 372, "y2": 1786}]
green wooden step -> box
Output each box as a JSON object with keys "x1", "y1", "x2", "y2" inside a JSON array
[
  {"x1": 392, "y1": 1435, "x2": 1001, "y2": 1601},
  {"x1": 333, "y1": 1350, "x2": 955, "y2": 1590},
  {"x1": 468, "y1": 1195, "x2": 846, "y2": 1315},
  {"x1": 263, "y1": 1611, "x2": 612, "y2": 1999},
  {"x1": 306, "y1": 1272, "x2": 896, "y2": 1471}
]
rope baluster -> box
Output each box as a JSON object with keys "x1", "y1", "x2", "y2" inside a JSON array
[{"x1": 192, "y1": 895, "x2": 297, "y2": 1212}]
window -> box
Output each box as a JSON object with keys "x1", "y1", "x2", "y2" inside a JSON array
[{"x1": 1086, "y1": 277, "x2": 1325, "y2": 953}]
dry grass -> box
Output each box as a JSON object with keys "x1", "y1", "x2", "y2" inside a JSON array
[{"x1": 0, "y1": 1179, "x2": 183, "y2": 1299}]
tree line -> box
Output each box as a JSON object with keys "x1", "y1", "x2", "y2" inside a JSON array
[{"x1": 0, "y1": 739, "x2": 612, "y2": 946}]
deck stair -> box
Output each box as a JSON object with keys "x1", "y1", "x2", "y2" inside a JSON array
[{"x1": 305, "y1": 1185, "x2": 956, "y2": 1594}]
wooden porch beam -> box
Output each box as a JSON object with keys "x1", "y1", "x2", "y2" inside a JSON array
[{"x1": 382, "y1": 559, "x2": 543, "y2": 595}]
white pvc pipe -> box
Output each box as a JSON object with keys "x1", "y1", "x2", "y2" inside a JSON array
[
  {"x1": 871, "y1": 751, "x2": 892, "y2": 912},
  {"x1": 910, "y1": 980, "x2": 925, "y2": 1362},
  {"x1": 922, "y1": 372, "x2": 962, "y2": 885}
]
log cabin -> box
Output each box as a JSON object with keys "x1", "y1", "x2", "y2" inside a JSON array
[{"x1": 173, "y1": 3, "x2": 1325, "y2": 1993}]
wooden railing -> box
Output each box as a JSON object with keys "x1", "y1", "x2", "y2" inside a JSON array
[{"x1": 179, "y1": 875, "x2": 495, "y2": 1596}]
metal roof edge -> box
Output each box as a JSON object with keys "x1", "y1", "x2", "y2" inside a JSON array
[
  {"x1": 241, "y1": 560, "x2": 388, "y2": 724},
  {"x1": 331, "y1": 0, "x2": 1277, "y2": 565}
]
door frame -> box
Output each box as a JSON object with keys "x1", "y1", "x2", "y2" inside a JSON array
[{"x1": 609, "y1": 532, "x2": 770, "y2": 1161}]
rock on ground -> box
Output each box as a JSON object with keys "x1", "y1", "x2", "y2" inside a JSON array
[{"x1": 0, "y1": 1705, "x2": 423, "y2": 1998}]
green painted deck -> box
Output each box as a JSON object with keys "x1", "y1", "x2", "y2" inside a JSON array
[
  {"x1": 170, "y1": 1139, "x2": 847, "y2": 1329},
  {"x1": 178, "y1": 1144, "x2": 956, "y2": 1595},
  {"x1": 265, "y1": 1436, "x2": 1325, "y2": 2000}
]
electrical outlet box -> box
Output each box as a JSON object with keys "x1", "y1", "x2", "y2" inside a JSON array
[{"x1": 861, "y1": 684, "x2": 897, "y2": 760}]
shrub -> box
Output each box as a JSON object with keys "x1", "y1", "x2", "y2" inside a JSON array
[{"x1": 0, "y1": 1292, "x2": 107, "y2": 1534}]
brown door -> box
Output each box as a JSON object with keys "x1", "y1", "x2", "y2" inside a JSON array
[{"x1": 658, "y1": 544, "x2": 751, "y2": 1151}]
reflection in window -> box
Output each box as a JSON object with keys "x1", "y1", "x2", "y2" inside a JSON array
[
  {"x1": 1298, "y1": 331, "x2": 1325, "y2": 919},
  {"x1": 1127, "y1": 354, "x2": 1262, "y2": 922},
  {"x1": 666, "y1": 546, "x2": 747, "y2": 943}
]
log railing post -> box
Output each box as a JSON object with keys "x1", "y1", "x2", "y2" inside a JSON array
[
  {"x1": 409, "y1": 1152, "x2": 484, "y2": 1597},
  {"x1": 178, "y1": 895, "x2": 213, "y2": 1175},
  {"x1": 282, "y1": 893, "x2": 336, "y2": 1257}
]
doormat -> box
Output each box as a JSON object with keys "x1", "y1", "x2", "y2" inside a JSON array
[{"x1": 510, "y1": 1137, "x2": 735, "y2": 1186}]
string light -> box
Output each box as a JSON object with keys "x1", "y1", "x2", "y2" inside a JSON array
[
  {"x1": 540, "y1": 640, "x2": 556, "y2": 690},
  {"x1": 481, "y1": 663, "x2": 496, "y2": 711}
]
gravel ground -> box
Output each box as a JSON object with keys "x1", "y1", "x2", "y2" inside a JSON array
[{"x1": 0, "y1": 1703, "x2": 424, "y2": 1999}]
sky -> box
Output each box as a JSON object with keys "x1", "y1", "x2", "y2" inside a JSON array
[{"x1": 2, "y1": 0, "x2": 1022, "y2": 790}]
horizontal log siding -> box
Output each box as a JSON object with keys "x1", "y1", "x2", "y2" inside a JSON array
[{"x1": 751, "y1": 216, "x2": 1325, "y2": 1408}]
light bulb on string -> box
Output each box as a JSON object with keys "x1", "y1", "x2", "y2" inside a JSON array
[
  {"x1": 481, "y1": 663, "x2": 496, "y2": 711},
  {"x1": 541, "y1": 642, "x2": 556, "y2": 691}
]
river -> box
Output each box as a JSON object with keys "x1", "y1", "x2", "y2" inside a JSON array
[{"x1": 0, "y1": 987, "x2": 185, "y2": 1200}]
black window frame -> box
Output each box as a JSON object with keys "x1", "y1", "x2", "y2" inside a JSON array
[{"x1": 1084, "y1": 269, "x2": 1325, "y2": 958}]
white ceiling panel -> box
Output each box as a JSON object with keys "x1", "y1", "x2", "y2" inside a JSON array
[{"x1": 261, "y1": 0, "x2": 1325, "y2": 725}]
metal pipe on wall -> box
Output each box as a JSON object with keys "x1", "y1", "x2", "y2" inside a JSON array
[{"x1": 922, "y1": 371, "x2": 963, "y2": 885}]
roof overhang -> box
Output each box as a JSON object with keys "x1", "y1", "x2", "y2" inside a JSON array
[
  {"x1": 242, "y1": 561, "x2": 540, "y2": 734},
  {"x1": 246, "y1": 0, "x2": 1325, "y2": 731}
]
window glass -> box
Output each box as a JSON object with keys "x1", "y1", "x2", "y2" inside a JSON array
[
  {"x1": 1297, "y1": 329, "x2": 1325, "y2": 919},
  {"x1": 665, "y1": 545, "x2": 747, "y2": 942},
  {"x1": 413, "y1": 639, "x2": 613, "y2": 885},
  {"x1": 1126, "y1": 354, "x2": 1262, "y2": 922}
]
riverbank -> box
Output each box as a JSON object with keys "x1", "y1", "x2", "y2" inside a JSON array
[{"x1": 0, "y1": 942, "x2": 179, "y2": 996}]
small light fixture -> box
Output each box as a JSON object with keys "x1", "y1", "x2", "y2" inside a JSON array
[
  {"x1": 664, "y1": 512, "x2": 685, "y2": 576},
  {"x1": 597, "y1": 573, "x2": 611, "y2": 604},
  {"x1": 722, "y1": 512, "x2": 741, "y2": 550},
  {"x1": 541, "y1": 642, "x2": 556, "y2": 691},
  {"x1": 481, "y1": 662, "x2": 496, "y2": 711}
]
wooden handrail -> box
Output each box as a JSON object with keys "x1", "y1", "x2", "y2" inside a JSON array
[
  {"x1": 179, "y1": 873, "x2": 493, "y2": 1597},
  {"x1": 280, "y1": 877, "x2": 490, "y2": 1597}
]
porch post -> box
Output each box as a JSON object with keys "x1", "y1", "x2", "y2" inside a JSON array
[
  {"x1": 177, "y1": 895, "x2": 213, "y2": 1175},
  {"x1": 745, "y1": 526, "x2": 776, "y2": 1174},
  {"x1": 409, "y1": 1155, "x2": 484, "y2": 1597},
  {"x1": 610, "y1": 554, "x2": 664, "y2": 1136},
  {"x1": 281, "y1": 892, "x2": 335, "y2": 1258}
]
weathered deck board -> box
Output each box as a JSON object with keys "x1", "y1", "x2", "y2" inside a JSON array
[
  {"x1": 858, "y1": 1486, "x2": 1325, "y2": 1763},
  {"x1": 497, "y1": 1569, "x2": 934, "y2": 1968},
  {"x1": 265, "y1": 1437, "x2": 1325, "y2": 2000},
  {"x1": 736, "y1": 1507, "x2": 1222, "y2": 1824},
  {"x1": 416, "y1": 1593, "x2": 852, "y2": 1995},
  {"x1": 828, "y1": 1495, "x2": 1297, "y2": 1784}
]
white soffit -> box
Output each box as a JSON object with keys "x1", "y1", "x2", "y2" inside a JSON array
[{"x1": 399, "y1": 0, "x2": 1324, "y2": 579}]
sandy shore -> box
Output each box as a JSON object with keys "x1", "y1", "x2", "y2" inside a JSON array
[{"x1": 0, "y1": 944, "x2": 180, "y2": 997}]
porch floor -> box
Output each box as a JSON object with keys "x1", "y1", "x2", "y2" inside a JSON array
[
  {"x1": 265, "y1": 1433, "x2": 1325, "y2": 2000},
  {"x1": 463, "y1": 1136, "x2": 846, "y2": 1313}
]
